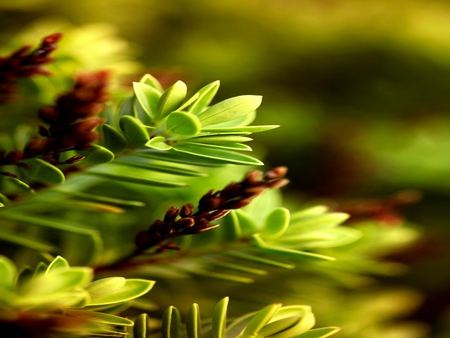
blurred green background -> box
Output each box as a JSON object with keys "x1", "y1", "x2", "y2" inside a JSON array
[{"x1": 2, "y1": 0, "x2": 450, "y2": 336}]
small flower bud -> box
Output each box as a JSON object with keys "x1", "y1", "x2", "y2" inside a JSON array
[
  {"x1": 180, "y1": 203, "x2": 194, "y2": 217},
  {"x1": 176, "y1": 217, "x2": 196, "y2": 228},
  {"x1": 264, "y1": 166, "x2": 288, "y2": 180}
]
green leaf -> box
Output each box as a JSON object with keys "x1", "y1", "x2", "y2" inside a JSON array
[
  {"x1": 115, "y1": 157, "x2": 206, "y2": 177},
  {"x1": 18, "y1": 158, "x2": 65, "y2": 184},
  {"x1": 134, "y1": 313, "x2": 150, "y2": 338},
  {"x1": 6, "y1": 177, "x2": 33, "y2": 192},
  {"x1": 85, "y1": 277, "x2": 126, "y2": 300},
  {"x1": 46, "y1": 256, "x2": 70, "y2": 273},
  {"x1": 281, "y1": 227, "x2": 362, "y2": 248},
  {"x1": 119, "y1": 115, "x2": 150, "y2": 147},
  {"x1": 206, "y1": 261, "x2": 262, "y2": 281},
  {"x1": 186, "y1": 303, "x2": 202, "y2": 338},
  {"x1": 0, "y1": 193, "x2": 10, "y2": 205},
  {"x1": 252, "y1": 235, "x2": 335, "y2": 261},
  {"x1": 85, "y1": 171, "x2": 188, "y2": 187},
  {"x1": 289, "y1": 213, "x2": 350, "y2": 231},
  {"x1": 157, "y1": 81, "x2": 187, "y2": 120},
  {"x1": 212, "y1": 297, "x2": 228, "y2": 338},
  {"x1": 20, "y1": 268, "x2": 93, "y2": 297},
  {"x1": 86, "y1": 279, "x2": 155, "y2": 306},
  {"x1": 146, "y1": 136, "x2": 173, "y2": 150},
  {"x1": 60, "y1": 231, "x2": 104, "y2": 267},
  {"x1": 76, "y1": 144, "x2": 115, "y2": 164},
  {"x1": 162, "y1": 306, "x2": 182, "y2": 338},
  {"x1": 18, "y1": 288, "x2": 90, "y2": 310},
  {"x1": 133, "y1": 82, "x2": 161, "y2": 120},
  {"x1": 234, "y1": 210, "x2": 258, "y2": 235},
  {"x1": 260, "y1": 208, "x2": 290, "y2": 240},
  {"x1": 240, "y1": 303, "x2": 281, "y2": 338},
  {"x1": 66, "y1": 309, "x2": 134, "y2": 326},
  {"x1": 180, "y1": 142, "x2": 252, "y2": 152},
  {"x1": 101, "y1": 124, "x2": 127, "y2": 153},
  {"x1": 201, "y1": 125, "x2": 279, "y2": 133},
  {"x1": 139, "y1": 73, "x2": 164, "y2": 93},
  {"x1": 0, "y1": 213, "x2": 99, "y2": 236},
  {"x1": 188, "y1": 136, "x2": 253, "y2": 144},
  {"x1": 118, "y1": 97, "x2": 134, "y2": 119},
  {"x1": 172, "y1": 144, "x2": 263, "y2": 166},
  {"x1": 134, "y1": 97, "x2": 152, "y2": 124},
  {"x1": 295, "y1": 327, "x2": 341, "y2": 338},
  {"x1": 225, "y1": 252, "x2": 295, "y2": 269},
  {"x1": 204, "y1": 111, "x2": 257, "y2": 128},
  {"x1": 166, "y1": 111, "x2": 202, "y2": 136},
  {"x1": 13, "y1": 124, "x2": 33, "y2": 150},
  {"x1": 188, "y1": 80, "x2": 220, "y2": 115},
  {"x1": 0, "y1": 256, "x2": 17, "y2": 289},
  {"x1": 219, "y1": 211, "x2": 242, "y2": 243},
  {"x1": 198, "y1": 96, "x2": 262, "y2": 127},
  {"x1": 48, "y1": 199, "x2": 124, "y2": 213},
  {"x1": 54, "y1": 189, "x2": 145, "y2": 207},
  {"x1": 33, "y1": 262, "x2": 48, "y2": 279},
  {"x1": 136, "y1": 149, "x2": 230, "y2": 166},
  {"x1": 264, "y1": 306, "x2": 315, "y2": 338},
  {"x1": 0, "y1": 229, "x2": 58, "y2": 253},
  {"x1": 178, "y1": 92, "x2": 200, "y2": 111},
  {"x1": 289, "y1": 206, "x2": 328, "y2": 222},
  {"x1": 102, "y1": 102, "x2": 116, "y2": 124},
  {"x1": 258, "y1": 316, "x2": 299, "y2": 337}
]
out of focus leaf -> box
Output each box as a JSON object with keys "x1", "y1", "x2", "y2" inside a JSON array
[
  {"x1": 85, "y1": 279, "x2": 155, "y2": 306},
  {"x1": 18, "y1": 158, "x2": 65, "y2": 184}
]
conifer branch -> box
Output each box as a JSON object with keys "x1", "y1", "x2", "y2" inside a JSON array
[{"x1": 96, "y1": 167, "x2": 289, "y2": 272}]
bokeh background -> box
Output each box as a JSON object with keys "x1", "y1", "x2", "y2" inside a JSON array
[{"x1": 2, "y1": 0, "x2": 450, "y2": 337}]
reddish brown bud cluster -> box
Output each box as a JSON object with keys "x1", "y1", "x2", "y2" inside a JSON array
[
  {"x1": 199, "y1": 166, "x2": 289, "y2": 211},
  {"x1": 0, "y1": 33, "x2": 62, "y2": 104},
  {"x1": 24, "y1": 70, "x2": 110, "y2": 163},
  {"x1": 0, "y1": 71, "x2": 109, "y2": 177},
  {"x1": 135, "y1": 167, "x2": 289, "y2": 252}
]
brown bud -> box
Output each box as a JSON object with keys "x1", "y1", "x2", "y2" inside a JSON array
[
  {"x1": 24, "y1": 137, "x2": 48, "y2": 155},
  {"x1": 264, "y1": 166, "x2": 288, "y2": 180},
  {"x1": 71, "y1": 102, "x2": 105, "y2": 116},
  {"x1": 268, "y1": 178, "x2": 290, "y2": 189},
  {"x1": 221, "y1": 182, "x2": 242, "y2": 197},
  {"x1": 207, "y1": 209, "x2": 230, "y2": 221},
  {"x1": 180, "y1": 203, "x2": 194, "y2": 217},
  {"x1": 74, "y1": 143, "x2": 91, "y2": 151},
  {"x1": 164, "y1": 207, "x2": 179, "y2": 223},
  {"x1": 176, "y1": 217, "x2": 196, "y2": 228},
  {"x1": 71, "y1": 117, "x2": 105, "y2": 134},
  {"x1": 4, "y1": 150, "x2": 24, "y2": 164},
  {"x1": 135, "y1": 231, "x2": 150, "y2": 251},
  {"x1": 242, "y1": 186, "x2": 266, "y2": 195},
  {"x1": 243, "y1": 170, "x2": 262, "y2": 184},
  {"x1": 224, "y1": 197, "x2": 254, "y2": 209},
  {"x1": 76, "y1": 131, "x2": 99, "y2": 144},
  {"x1": 43, "y1": 33, "x2": 63, "y2": 45},
  {"x1": 199, "y1": 196, "x2": 223, "y2": 211},
  {"x1": 196, "y1": 223, "x2": 220, "y2": 233},
  {"x1": 38, "y1": 106, "x2": 60, "y2": 124}
]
